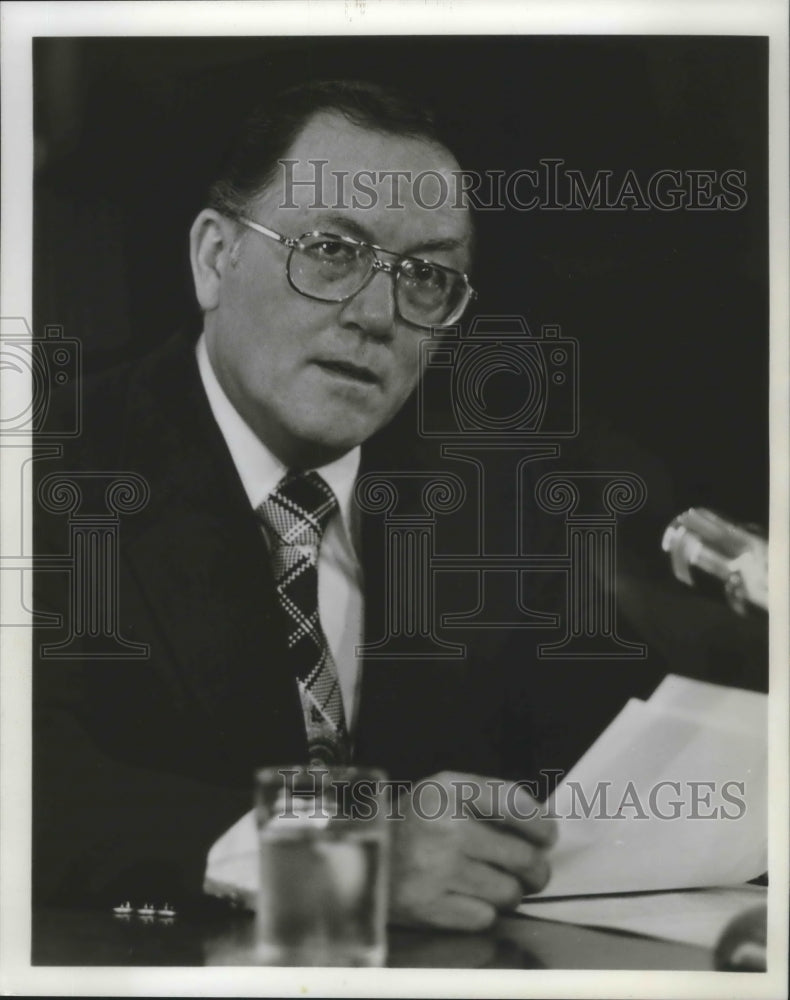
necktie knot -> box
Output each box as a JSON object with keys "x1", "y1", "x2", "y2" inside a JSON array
[{"x1": 256, "y1": 471, "x2": 338, "y2": 548}]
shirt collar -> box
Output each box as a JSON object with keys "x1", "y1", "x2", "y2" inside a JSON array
[{"x1": 195, "y1": 333, "x2": 361, "y2": 538}]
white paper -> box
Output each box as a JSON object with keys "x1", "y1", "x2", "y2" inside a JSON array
[
  {"x1": 648, "y1": 674, "x2": 767, "y2": 736},
  {"x1": 535, "y1": 679, "x2": 767, "y2": 898},
  {"x1": 518, "y1": 885, "x2": 766, "y2": 949}
]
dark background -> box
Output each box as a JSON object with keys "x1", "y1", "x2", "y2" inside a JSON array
[{"x1": 33, "y1": 35, "x2": 769, "y2": 525}]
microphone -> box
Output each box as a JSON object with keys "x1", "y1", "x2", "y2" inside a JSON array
[{"x1": 662, "y1": 508, "x2": 767, "y2": 616}]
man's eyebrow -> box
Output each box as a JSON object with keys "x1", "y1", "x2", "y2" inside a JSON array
[
  {"x1": 308, "y1": 213, "x2": 374, "y2": 242},
  {"x1": 407, "y1": 236, "x2": 469, "y2": 256},
  {"x1": 308, "y1": 212, "x2": 470, "y2": 260}
]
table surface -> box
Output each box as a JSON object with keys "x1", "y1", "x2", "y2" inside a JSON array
[{"x1": 32, "y1": 905, "x2": 712, "y2": 970}]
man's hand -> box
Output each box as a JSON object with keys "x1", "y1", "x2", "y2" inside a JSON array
[
  {"x1": 388, "y1": 772, "x2": 556, "y2": 932},
  {"x1": 204, "y1": 771, "x2": 556, "y2": 932}
]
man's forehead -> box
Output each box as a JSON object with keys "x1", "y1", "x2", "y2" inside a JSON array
[
  {"x1": 283, "y1": 110, "x2": 461, "y2": 178},
  {"x1": 255, "y1": 110, "x2": 473, "y2": 256}
]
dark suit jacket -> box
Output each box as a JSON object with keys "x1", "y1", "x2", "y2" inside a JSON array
[{"x1": 33, "y1": 330, "x2": 763, "y2": 907}]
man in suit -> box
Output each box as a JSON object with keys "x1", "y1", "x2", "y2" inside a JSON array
[
  {"x1": 36, "y1": 76, "x2": 765, "y2": 939},
  {"x1": 34, "y1": 79, "x2": 564, "y2": 932}
]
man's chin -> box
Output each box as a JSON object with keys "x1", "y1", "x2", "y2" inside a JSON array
[
  {"x1": 298, "y1": 399, "x2": 396, "y2": 448},
  {"x1": 271, "y1": 396, "x2": 407, "y2": 466},
  {"x1": 286, "y1": 423, "x2": 372, "y2": 468}
]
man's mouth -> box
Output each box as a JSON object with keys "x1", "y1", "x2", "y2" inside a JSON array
[{"x1": 314, "y1": 359, "x2": 380, "y2": 385}]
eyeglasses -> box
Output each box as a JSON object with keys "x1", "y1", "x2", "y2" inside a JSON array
[{"x1": 234, "y1": 216, "x2": 476, "y2": 330}]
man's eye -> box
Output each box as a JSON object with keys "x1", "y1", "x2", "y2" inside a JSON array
[
  {"x1": 406, "y1": 261, "x2": 447, "y2": 289},
  {"x1": 313, "y1": 241, "x2": 357, "y2": 263}
]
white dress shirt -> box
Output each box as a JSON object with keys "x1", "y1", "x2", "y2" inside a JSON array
[{"x1": 195, "y1": 333, "x2": 364, "y2": 730}]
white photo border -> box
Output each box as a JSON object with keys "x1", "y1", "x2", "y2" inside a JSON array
[{"x1": 1, "y1": 2, "x2": 787, "y2": 997}]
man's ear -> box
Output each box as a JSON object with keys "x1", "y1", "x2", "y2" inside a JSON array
[{"x1": 189, "y1": 209, "x2": 236, "y2": 311}]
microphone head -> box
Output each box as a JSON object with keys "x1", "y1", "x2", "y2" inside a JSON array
[{"x1": 662, "y1": 508, "x2": 767, "y2": 615}]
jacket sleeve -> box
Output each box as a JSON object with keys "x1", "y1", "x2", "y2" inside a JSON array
[{"x1": 33, "y1": 653, "x2": 252, "y2": 907}]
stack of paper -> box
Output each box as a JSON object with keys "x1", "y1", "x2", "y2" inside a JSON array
[
  {"x1": 518, "y1": 885, "x2": 767, "y2": 949},
  {"x1": 517, "y1": 675, "x2": 768, "y2": 945}
]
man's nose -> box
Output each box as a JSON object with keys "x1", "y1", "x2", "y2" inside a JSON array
[{"x1": 337, "y1": 267, "x2": 397, "y2": 340}]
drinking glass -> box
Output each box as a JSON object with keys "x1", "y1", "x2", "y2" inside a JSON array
[{"x1": 254, "y1": 765, "x2": 390, "y2": 967}]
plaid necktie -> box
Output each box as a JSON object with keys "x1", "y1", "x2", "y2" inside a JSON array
[{"x1": 256, "y1": 471, "x2": 350, "y2": 766}]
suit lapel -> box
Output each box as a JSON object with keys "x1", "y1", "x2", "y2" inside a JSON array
[
  {"x1": 352, "y1": 418, "x2": 511, "y2": 777},
  {"x1": 118, "y1": 333, "x2": 306, "y2": 763}
]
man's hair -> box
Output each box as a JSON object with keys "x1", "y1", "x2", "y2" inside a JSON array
[{"x1": 206, "y1": 78, "x2": 445, "y2": 218}]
